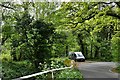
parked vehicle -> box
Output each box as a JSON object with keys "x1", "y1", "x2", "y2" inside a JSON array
[{"x1": 68, "y1": 52, "x2": 85, "y2": 62}]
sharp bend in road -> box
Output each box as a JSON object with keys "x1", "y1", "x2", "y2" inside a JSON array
[{"x1": 77, "y1": 62, "x2": 120, "y2": 80}]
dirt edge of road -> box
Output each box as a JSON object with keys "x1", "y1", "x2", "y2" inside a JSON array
[{"x1": 111, "y1": 67, "x2": 120, "y2": 74}]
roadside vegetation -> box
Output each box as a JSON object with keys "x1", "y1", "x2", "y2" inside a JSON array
[
  {"x1": 1, "y1": 1, "x2": 120, "y2": 79},
  {"x1": 111, "y1": 65, "x2": 120, "y2": 73},
  {"x1": 116, "y1": 66, "x2": 120, "y2": 73},
  {"x1": 2, "y1": 61, "x2": 36, "y2": 79},
  {"x1": 1, "y1": 57, "x2": 82, "y2": 80},
  {"x1": 55, "y1": 68, "x2": 83, "y2": 79}
]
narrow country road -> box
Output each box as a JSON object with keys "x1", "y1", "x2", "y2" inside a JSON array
[{"x1": 77, "y1": 62, "x2": 120, "y2": 80}]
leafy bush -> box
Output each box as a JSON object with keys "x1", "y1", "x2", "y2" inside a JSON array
[
  {"x1": 35, "y1": 57, "x2": 73, "y2": 79},
  {"x1": 35, "y1": 69, "x2": 83, "y2": 80},
  {"x1": 40, "y1": 57, "x2": 70, "y2": 71},
  {"x1": 2, "y1": 57, "x2": 78, "y2": 80},
  {"x1": 0, "y1": 63, "x2": 2, "y2": 78},
  {"x1": 55, "y1": 68, "x2": 83, "y2": 80},
  {"x1": 111, "y1": 37, "x2": 120, "y2": 62},
  {"x1": 116, "y1": 65, "x2": 120, "y2": 73},
  {"x1": 0, "y1": 53, "x2": 12, "y2": 62},
  {"x1": 2, "y1": 61, "x2": 36, "y2": 80},
  {"x1": 50, "y1": 57, "x2": 70, "y2": 64}
]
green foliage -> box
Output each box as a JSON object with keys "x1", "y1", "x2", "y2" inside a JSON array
[
  {"x1": 116, "y1": 65, "x2": 120, "y2": 73},
  {"x1": 41, "y1": 57, "x2": 69, "y2": 71},
  {"x1": 111, "y1": 36, "x2": 120, "y2": 61},
  {"x1": 0, "y1": 65, "x2": 1, "y2": 78},
  {"x1": 1, "y1": 57, "x2": 71, "y2": 80},
  {"x1": 0, "y1": 53, "x2": 12, "y2": 62},
  {"x1": 35, "y1": 57, "x2": 71, "y2": 80},
  {"x1": 1, "y1": 39, "x2": 12, "y2": 61},
  {"x1": 2, "y1": 61, "x2": 36, "y2": 80},
  {"x1": 36, "y1": 68, "x2": 83, "y2": 80},
  {"x1": 55, "y1": 68, "x2": 83, "y2": 79},
  {"x1": 2, "y1": 2, "x2": 55, "y2": 69},
  {"x1": 58, "y1": 2, "x2": 120, "y2": 61},
  {"x1": 1, "y1": 1, "x2": 120, "y2": 79}
]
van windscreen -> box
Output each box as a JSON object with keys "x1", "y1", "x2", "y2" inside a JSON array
[{"x1": 77, "y1": 54, "x2": 82, "y2": 57}]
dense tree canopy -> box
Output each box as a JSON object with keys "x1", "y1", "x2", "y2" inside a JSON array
[{"x1": 1, "y1": 1, "x2": 120, "y2": 71}]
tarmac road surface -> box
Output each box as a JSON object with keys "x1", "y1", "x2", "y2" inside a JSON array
[{"x1": 77, "y1": 62, "x2": 120, "y2": 80}]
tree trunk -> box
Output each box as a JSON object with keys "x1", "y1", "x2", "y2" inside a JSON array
[
  {"x1": 18, "y1": 51, "x2": 22, "y2": 61},
  {"x1": 90, "y1": 44, "x2": 93, "y2": 58},
  {"x1": 81, "y1": 42, "x2": 84, "y2": 55},
  {"x1": 85, "y1": 46, "x2": 88, "y2": 59},
  {"x1": 65, "y1": 45, "x2": 69, "y2": 57},
  {"x1": 34, "y1": 60, "x2": 40, "y2": 70},
  {"x1": 78, "y1": 34, "x2": 84, "y2": 55},
  {"x1": 94, "y1": 46, "x2": 99, "y2": 58},
  {"x1": 13, "y1": 54, "x2": 17, "y2": 61}
]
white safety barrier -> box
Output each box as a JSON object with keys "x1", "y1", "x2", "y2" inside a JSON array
[{"x1": 12, "y1": 65, "x2": 73, "y2": 80}]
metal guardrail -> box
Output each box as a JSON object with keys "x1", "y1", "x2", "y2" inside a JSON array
[{"x1": 12, "y1": 65, "x2": 73, "y2": 80}]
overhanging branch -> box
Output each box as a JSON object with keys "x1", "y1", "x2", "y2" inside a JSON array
[
  {"x1": 115, "y1": 2, "x2": 120, "y2": 8},
  {"x1": 106, "y1": 11, "x2": 120, "y2": 19},
  {"x1": 71, "y1": 12, "x2": 97, "y2": 28},
  {"x1": 0, "y1": 4, "x2": 15, "y2": 10}
]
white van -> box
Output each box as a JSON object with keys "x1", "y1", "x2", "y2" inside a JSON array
[{"x1": 69, "y1": 52, "x2": 85, "y2": 62}]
